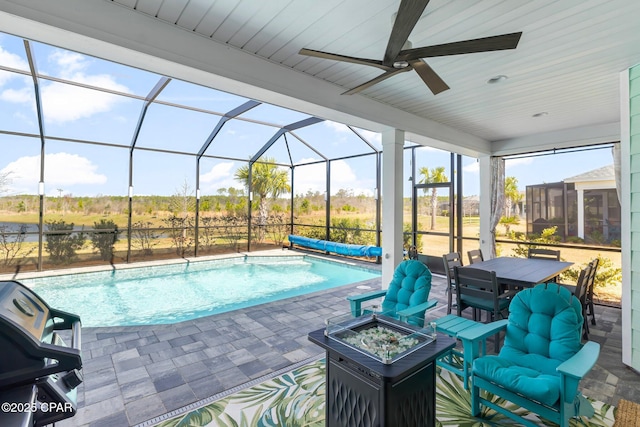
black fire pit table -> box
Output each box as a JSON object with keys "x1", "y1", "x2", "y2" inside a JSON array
[{"x1": 308, "y1": 312, "x2": 455, "y2": 427}]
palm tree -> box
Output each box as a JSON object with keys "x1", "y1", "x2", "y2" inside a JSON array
[
  {"x1": 235, "y1": 157, "x2": 291, "y2": 237},
  {"x1": 504, "y1": 176, "x2": 522, "y2": 217},
  {"x1": 501, "y1": 176, "x2": 522, "y2": 234},
  {"x1": 418, "y1": 166, "x2": 448, "y2": 230}
]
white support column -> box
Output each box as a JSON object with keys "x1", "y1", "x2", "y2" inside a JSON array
[
  {"x1": 381, "y1": 128, "x2": 404, "y2": 288},
  {"x1": 478, "y1": 155, "x2": 493, "y2": 258},
  {"x1": 576, "y1": 188, "x2": 585, "y2": 239},
  {"x1": 619, "y1": 68, "x2": 632, "y2": 367}
]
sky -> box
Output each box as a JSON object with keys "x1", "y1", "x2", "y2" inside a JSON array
[{"x1": 0, "y1": 32, "x2": 615, "y2": 200}]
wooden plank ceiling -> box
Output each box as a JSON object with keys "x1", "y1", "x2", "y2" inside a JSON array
[{"x1": 109, "y1": 0, "x2": 640, "y2": 143}]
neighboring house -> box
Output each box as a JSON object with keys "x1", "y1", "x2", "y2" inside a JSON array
[{"x1": 525, "y1": 165, "x2": 621, "y2": 244}]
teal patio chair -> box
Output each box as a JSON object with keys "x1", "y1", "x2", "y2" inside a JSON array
[
  {"x1": 459, "y1": 283, "x2": 600, "y2": 427},
  {"x1": 347, "y1": 259, "x2": 436, "y2": 326}
]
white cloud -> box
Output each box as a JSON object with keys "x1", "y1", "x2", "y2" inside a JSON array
[
  {"x1": 463, "y1": 157, "x2": 532, "y2": 175},
  {"x1": 463, "y1": 160, "x2": 479, "y2": 173},
  {"x1": 200, "y1": 162, "x2": 235, "y2": 183},
  {"x1": 294, "y1": 158, "x2": 374, "y2": 196},
  {"x1": 505, "y1": 157, "x2": 534, "y2": 171},
  {"x1": 1, "y1": 152, "x2": 107, "y2": 195},
  {"x1": 0, "y1": 46, "x2": 28, "y2": 87},
  {"x1": 49, "y1": 51, "x2": 87, "y2": 76},
  {"x1": 1, "y1": 49, "x2": 131, "y2": 124},
  {"x1": 323, "y1": 121, "x2": 381, "y2": 147},
  {"x1": 39, "y1": 75, "x2": 129, "y2": 123},
  {"x1": 199, "y1": 162, "x2": 244, "y2": 192},
  {"x1": 0, "y1": 87, "x2": 32, "y2": 103}
]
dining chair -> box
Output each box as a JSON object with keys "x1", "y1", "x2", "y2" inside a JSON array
[
  {"x1": 453, "y1": 266, "x2": 516, "y2": 351},
  {"x1": 442, "y1": 252, "x2": 463, "y2": 314},
  {"x1": 584, "y1": 258, "x2": 599, "y2": 327},
  {"x1": 467, "y1": 249, "x2": 484, "y2": 265},
  {"x1": 559, "y1": 261, "x2": 592, "y2": 340},
  {"x1": 528, "y1": 248, "x2": 562, "y2": 282},
  {"x1": 527, "y1": 247, "x2": 561, "y2": 260},
  {"x1": 462, "y1": 283, "x2": 600, "y2": 427}
]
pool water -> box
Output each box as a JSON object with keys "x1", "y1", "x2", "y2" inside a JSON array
[{"x1": 23, "y1": 256, "x2": 379, "y2": 327}]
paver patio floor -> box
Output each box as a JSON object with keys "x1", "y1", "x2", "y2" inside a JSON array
[{"x1": 45, "y1": 251, "x2": 636, "y2": 426}]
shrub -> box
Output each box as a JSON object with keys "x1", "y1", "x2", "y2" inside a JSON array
[
  {"x1": 219, "y1": 214, "x2": 248, "y2": 251},
  {"x1": 566, "y1": 236, "x2": 584, "y2": 244},
  {"x1": 562, "y1": 254, "x2": 622, "y2": 289},
  {"x1": 131, "y1": 221, "x2": 159, "y2": 256},
  {"x1": 91, "y1": 219, "x2": 119, "y2": 261},
  {"x1": 499, "y1": 216, "x2": 520, "y2": 235},
  {"x1": 296, "y1": 224, "x2": 326, "y2": 240},
  {"x1": 162, "y1": 215, "x2": 194, "y2": 257},
  {"x1": 299, "y1": 198, "x2": 310, "y2": 214},
  {"x1": 45, "y1": 220, "x2": 85, "y2": 264},
  {"x1": 266, "y1": 213, "x2": 289, "y2": 246},
  {"x1": 198, "y1": 216, "x2": 217, "y2": 251},
  {"x1": 330, "y1": 218, "x2": 374, "y2": 245},
  {"x1": 509, "y1": 226, "x2": 559, "y2": 258},
  {"x1": 586, "y1": 229, "x2": 605, "y2": 245},
  {"x1": 0, "y1": 224, "x2": 35, "y2": 267}
]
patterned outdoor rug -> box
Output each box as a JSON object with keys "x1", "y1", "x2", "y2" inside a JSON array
[{"x1": 149, "y1": 358, "x2": 616, "y2": 427}]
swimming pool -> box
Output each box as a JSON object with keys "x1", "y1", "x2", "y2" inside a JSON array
[{"x1": 23, "y1": 255, "x2": 380, "y2": 327}]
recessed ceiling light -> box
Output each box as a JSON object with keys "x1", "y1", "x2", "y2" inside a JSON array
[
  {"x1": 487, "y1": 75, "x2": 508, "y2": 84},
  {"x1": 532, "y1": 112, "x2": 548, "y2": 118}
]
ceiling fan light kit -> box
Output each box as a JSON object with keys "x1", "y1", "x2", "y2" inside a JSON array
[
  {"x1": 299, "y1": 0, "x2": 522, "y2": 96},
  {"x1": 393, "y1": 60, "x2": 410, "y2": 69}
]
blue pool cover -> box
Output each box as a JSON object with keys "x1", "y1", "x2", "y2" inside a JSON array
[{"x1": 288, "y1": 234, "x2": 382, "y2": 257}]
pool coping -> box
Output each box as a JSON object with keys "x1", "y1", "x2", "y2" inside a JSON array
[
  {"x1": 1, "y1": 248, "x2": 381, "y2": 283},
  {"x1": 15, "y1": 249, "x2": 381, "y2": 328}
]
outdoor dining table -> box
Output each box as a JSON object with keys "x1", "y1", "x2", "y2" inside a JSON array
[{"x1": 463, "y1": 256, "x2": 574, "y2": 289}]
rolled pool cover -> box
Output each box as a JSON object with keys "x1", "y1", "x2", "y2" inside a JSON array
[{"x1": 288, "y1": 235, "x2": 382, "y2": 257}]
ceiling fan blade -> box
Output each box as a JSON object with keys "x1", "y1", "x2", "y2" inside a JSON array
[
  {"x1": 409, "y1": 59, "x2": 449, "y2": 95},
  {"x1": 342, "y1": 67, "x2": 411, "y2": 95},
  {"x1": 398, "y1": 32, "x2": 523, "y2": 60},
  {"x1": 299, "y1": 48, "x2": 386, "y2": 70},
  {"x1": 383, "y1": 0, "x2": 431, "y2": 66}
]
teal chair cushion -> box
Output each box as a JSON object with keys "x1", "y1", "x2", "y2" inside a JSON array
[
  {"x1": 473, "y1": 356, "x2": 561, "y2": 405},
  {"x1": 381, "y1": 260, "x2": 432, "y2": 315},
  {"x1": 460, "y1": 294, "x2": 511, "y2": 313},
  {"x1": 500, "y1": 283, "x2": 583, "y2": 374},
  {"x1": 473, "y1": 283, "x2": 584, "y2": 406}
]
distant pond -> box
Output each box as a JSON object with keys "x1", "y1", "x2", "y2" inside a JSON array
[{"x1": 0, "y1": 222, "x2": 85, "y2": 243}]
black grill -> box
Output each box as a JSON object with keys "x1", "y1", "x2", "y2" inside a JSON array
[{"x1": 0, "y1": 280, "x2": 83, "y2": 427}]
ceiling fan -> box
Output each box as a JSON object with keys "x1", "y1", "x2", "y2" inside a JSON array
[{"x1": 299, "y1": 0, "x2": 522, "y2": 96}]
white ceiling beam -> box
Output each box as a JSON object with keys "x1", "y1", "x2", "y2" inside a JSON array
[{"x1": 491, "y1": 122, "x2": 620, "y2": 156}]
